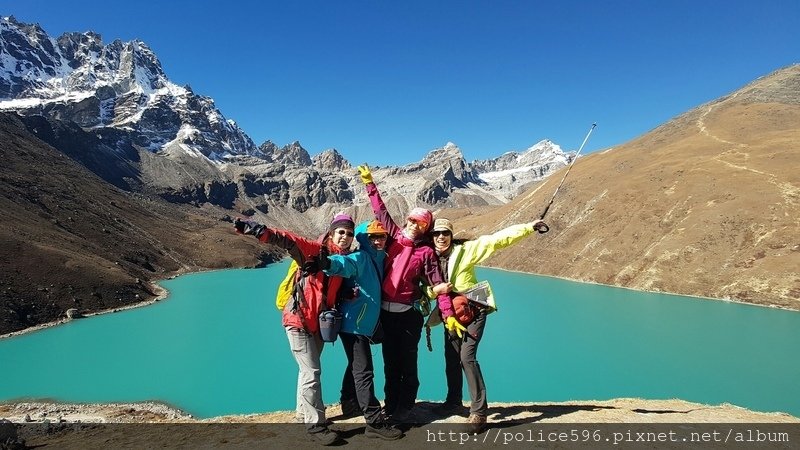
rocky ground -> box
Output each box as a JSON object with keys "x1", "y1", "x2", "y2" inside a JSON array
[{"x1": 1, "y1": 399, "x2": 798, "y2": 449}]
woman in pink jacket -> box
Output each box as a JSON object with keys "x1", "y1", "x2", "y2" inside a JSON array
[{"x1": 357, "y1": 165, "x2": 451, "y2": 424}]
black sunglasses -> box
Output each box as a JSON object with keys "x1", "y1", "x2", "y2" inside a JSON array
[
  {"x1": 368, "y1": 233, "x2": 388, "y2": 240},
  {"x1": 432, "y1": 230, "x2": 452, "y2": 237},
  {"x1": 335, "y1": 229, "x2": 354, "y2": 237}
]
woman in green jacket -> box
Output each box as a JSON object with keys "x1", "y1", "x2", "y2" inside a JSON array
[{"x1": 430, "y1": 217, "x2": 546, "y2": 433}]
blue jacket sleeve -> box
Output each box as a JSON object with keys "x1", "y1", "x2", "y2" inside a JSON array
[{"x1": 325, "y1": 253, "x2": 361, "y2": 279}]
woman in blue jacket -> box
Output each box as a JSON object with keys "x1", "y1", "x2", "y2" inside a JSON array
[{"x1": 321, "y1": 220, "x2": 403, "y2": 440}]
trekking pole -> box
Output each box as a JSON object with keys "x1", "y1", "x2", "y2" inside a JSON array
[{"x1": 535, "y1": 123, "x2": 597, "y2": 234}]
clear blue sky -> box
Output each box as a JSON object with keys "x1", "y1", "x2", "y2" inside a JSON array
[{"x1": 2, "y1": 0, "x2": 798, "y2": 165}]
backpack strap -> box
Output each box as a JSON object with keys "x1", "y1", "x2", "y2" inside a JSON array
[
  {"x1": 290, "y1": 270, "x2": 304, "y2": 314},
  {"x1": 320, "y1": 270, "x2": 330, "y2": 308},
  {"x1": 425, "y1": 325, "x2": 432, "y2": 352}
]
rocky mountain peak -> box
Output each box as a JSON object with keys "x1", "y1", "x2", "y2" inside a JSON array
[
  {"x1": 0, "y1": 17, "x2": 572, "y2": 214},
  {"x1": 313, "y1": 148, "x2": 351, "y2": 171},
  {"x1": 259, "y1": 141, "x2": 312, "y2": 167},
  {"x1": 421, "y1": 141, "x2": 465, "y2": 164},
  {"x1": 57, "y1": 31, "x2": 104, "y2": 67},
  {"x1": 471, "y1": 139, "x2": 569, "y2": 173},
  {"x1": 1, "y1": 17, "x2": 63, "y2": 98},
  {"x1": 257, "y1": 140, "x2": 280, "y2": 160},
  {"x1": 284, "y1": 141, "x2": 312, "y2": 166},
  {"x1": 1, "y1": 16, "x2": 47, "y2": 43},
  {"x1": 115, "y1": 40, "x2": 167, "y2": 93},
  {"x1": 0, "y1": 17, "x2": 256, "y2": 160}
]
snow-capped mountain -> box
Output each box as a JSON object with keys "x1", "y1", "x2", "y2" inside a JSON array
[
  {"x1": 1, "y1": 16, "x2": 574, "y2": 230},
  {"x1": 379, "y1": 140, "x2": 573, "y2": 205},
  {"x1": 472, "y1": 139, "x2": 573, "y2": 198},
  {"x1": 0, "y1": 16, "x2": 257, "y2": 159}
]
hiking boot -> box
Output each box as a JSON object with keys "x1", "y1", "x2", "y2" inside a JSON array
[
  {"x1": 468, "y1": 414, "x2": 487, "y2": 434},
  {"x1": 308, "y1": 427, "x2": 340, "y2": 446},
  {"x1": 433, "y1": 401, "x2": 468, "y2": 417},
  {"x1": 340, "y1": 398, "x2": 361, "y2": 418},
  {"x1": 365, "y1": 422, "x2": 403, "y2": 440}
]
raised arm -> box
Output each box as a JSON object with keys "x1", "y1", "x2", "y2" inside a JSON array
[
  {"x1": 461, "y1": 222, "x2": 540, "y2": 267},
  {"x1": 324, "y1": 253, "x2": 361, "y2": 279},
  {"x1": 234, "y1": 218, "x2": 320, "y2": 265},
  {"x1": 358, "y1": 165, "x2": 401, "y2": 238}
]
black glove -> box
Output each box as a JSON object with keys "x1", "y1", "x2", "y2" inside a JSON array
[
  {"x1": 302, "y1": 256, "x2": 321, "y2": 275},
  {"x1": 234, "y1": 218, "x2": 265, "y2": 237},
  {"x1": 302, "y1": 246, "x2": 331, "y2": 275},
  {"x1": 319, "y1": 245, "x2": 330, "y2": 271}
]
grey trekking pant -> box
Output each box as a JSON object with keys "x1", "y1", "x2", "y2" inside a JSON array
[
  {"x1": 444, "y1": 309, "x2": 488, "y2": 416},
  {"x1": 286, "y1": 326, "x2": 327, "y2": 432}
]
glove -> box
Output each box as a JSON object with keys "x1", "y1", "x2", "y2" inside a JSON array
[
  {"x1": 445, "y1": 316, "x2": 467, "y2": 339},
  {"x1": 234, "y1": 218, "x2": 265, "y2": 237},
  {"x1": 302, "y1": 256, "x2": 321, "y2": 275},
  {"x1": 301, "y1": 246, "x2": 331, "y2": 275},
  {"x1": 319, "y1": 245, "x2": 330, "y2": 271},
  {"x1": 357, "y1": 165, "x2": 373, "y2": 185}
]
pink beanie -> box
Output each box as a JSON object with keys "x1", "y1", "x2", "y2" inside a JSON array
[{"x1": 407, "y1": 207, "x2": 433, "y2": 232}]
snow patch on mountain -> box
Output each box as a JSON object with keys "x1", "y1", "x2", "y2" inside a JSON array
[
  {"x1": 470, "y1": 139, "x2": 574, "y2": 199},
  {"x1": 479, "y1": 166, "x2": 538, "y2": 180},
  {"x1": 0, "y1": 16, "x2": 256, "y2": 161}
]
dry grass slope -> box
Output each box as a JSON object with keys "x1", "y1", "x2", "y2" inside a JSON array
[{"x1": 449, "y1": 64, "x2": 800, "y2": 309}]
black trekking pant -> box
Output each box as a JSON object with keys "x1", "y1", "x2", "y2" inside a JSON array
[
  {"x1": 444, "y1": 309, "x2": 488, "y2": 416},
  {"x1": 380, "y1": 307, "x2": 423, "y2": 414},
  {"x1": 339, "y1": 332, "x2": 382, "y2": 424}
]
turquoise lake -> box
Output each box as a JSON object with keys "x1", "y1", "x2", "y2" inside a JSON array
[{"x1": 2, "y1": 260, "x2": 799, "y2": 419}]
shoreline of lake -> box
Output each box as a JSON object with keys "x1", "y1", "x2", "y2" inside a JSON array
[
  {"x1": 0, "y1": 281, "x2": 169, "y2": 341},
  {"x1": 0, "y1": 261, "x2": 280, "y2": 340},
  {"x1": 485, "y1": 264, "x2": 800, "y2": 314},
  {"x1": 2, "y1": 397, "x2": 798, "y2": 424},
  {"x1": 3, "y1": 261, "x2": 798, "y2": 340}
]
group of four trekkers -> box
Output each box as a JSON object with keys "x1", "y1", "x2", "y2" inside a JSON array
[{"x1": 234, "y1": 165, "x2": 546, "y2": 445}]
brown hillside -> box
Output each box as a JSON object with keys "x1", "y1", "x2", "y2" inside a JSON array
[
  {"x1": 0, "y1": 113, "x2": 280, "y2": 335},
  {"x1": 451, "y1": 64, "x2": 800, "y2": 309}
]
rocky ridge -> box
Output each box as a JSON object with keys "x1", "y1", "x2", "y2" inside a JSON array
[{"x1": 0, "y1": 16, "x2": 574, "y2": 228}]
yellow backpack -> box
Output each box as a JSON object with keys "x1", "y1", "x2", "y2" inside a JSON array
[{"x1": 275, "y1": 260, "x2": 301, "y2": 311}]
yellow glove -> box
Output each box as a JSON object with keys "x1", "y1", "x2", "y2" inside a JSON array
[
  {"x1": 357, "y1": 164, "x2": 373, "y2": 185},
  {"x1": 445, "y1": 316, "x2": 466, "y2": 339}
]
